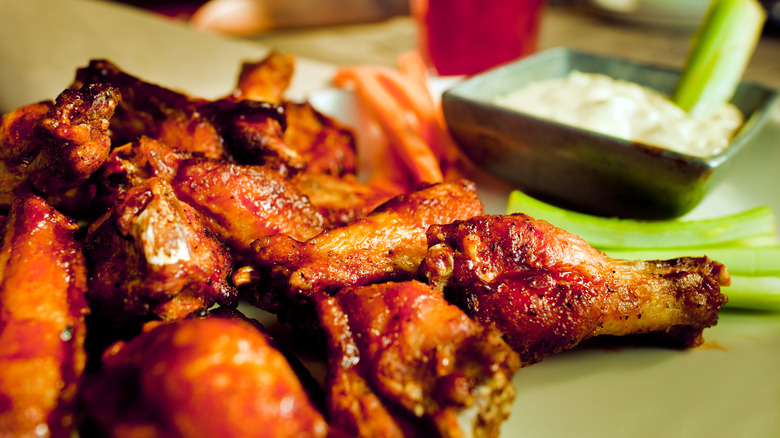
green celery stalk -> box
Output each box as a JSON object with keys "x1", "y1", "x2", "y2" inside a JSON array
[
  {"x1": 722, "y1": 276, "x2": 780, "y2": 311},
  {"x1": 672, "y1": 0, "x2": 767, "y2": 115},
  {"x1": 506, "y1": 190, "x2": 777, "y2": 249},
  {"x1": 604, "y1": 246, "x2": 780, "y2": 277}
]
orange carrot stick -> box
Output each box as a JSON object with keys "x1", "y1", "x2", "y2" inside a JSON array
[
  {"x1": 394, "y1": 56, "x2": 468, "y2": 177},
  {"x1": 334, "y1": 67, "x2": 443, "y2": 187},
  {"x1": 355, "y1": 106, "x2": 410, "y2": 194},
  {"x1": 350, "y1": 65, "x2": 452, "y2": 171},
  {"x1": 397, "y1": 50, "x2": 430, "y2": 93}
]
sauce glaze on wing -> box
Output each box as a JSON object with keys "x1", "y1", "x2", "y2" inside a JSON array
[
  {"x1": 238, "y1": 179, "x2": 484, "y2": 316},
  {"x1": 421, "y1": 213, "x2": 730, "y2": 365},
  {"x1": 0, "y1": 195, "x2": 90, "y2": 437},
  {"x1": 0, "y1": 83, "x2": 119, "y2": 214},
  {"x1": 81, "y1": 310, "x2": 329, "y2": 438},
  {"x1": 316, "y1": 280, "x2": 520, "y2": 438}
]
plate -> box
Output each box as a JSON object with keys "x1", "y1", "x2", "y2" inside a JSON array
[{"x1": 2, "y1": 1, "x2": 779, "y2": 437}]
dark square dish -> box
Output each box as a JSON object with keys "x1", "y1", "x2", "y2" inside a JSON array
[{"x1": 441, "y1": 47, "x2": 779, "y2": 219}]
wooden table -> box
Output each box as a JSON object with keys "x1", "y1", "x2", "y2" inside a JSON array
[{"x1": 248, "y1": 3, "x2": 780, "y2": 90}]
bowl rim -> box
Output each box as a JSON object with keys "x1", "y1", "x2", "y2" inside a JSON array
[{"x1": 442, "y1": 46, "x2": 780, "y2": 168}]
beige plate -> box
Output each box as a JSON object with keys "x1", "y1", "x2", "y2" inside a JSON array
[{"x1": 2, "y1": 1, "x2": 779, "y2": 436}]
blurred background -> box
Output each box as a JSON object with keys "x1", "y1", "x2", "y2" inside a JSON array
[
  {"x1": 104, "y1": 0, "x2": 779, "y2": 88},
  {"x1": 107, "y1": 0, "x2": 780, "y2": 36}
]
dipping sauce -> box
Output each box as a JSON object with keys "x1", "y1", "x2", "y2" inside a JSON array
[{"x1": 494, "y1": 71, "x2": 743, "y2": 157}]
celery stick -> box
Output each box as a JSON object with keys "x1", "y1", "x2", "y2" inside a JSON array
[
  {"x1": 722, "y1": 276, "x2": 780, "y2": 311},
  {"x1": 672, "y1": 0, "x2": 766, "y2": 115},
  {"x1": 604, "y1": 246, "x2": 780, "y2": 277},
  {"x1": 506, "y1": 190, "x2": 777, "y2": 249}
]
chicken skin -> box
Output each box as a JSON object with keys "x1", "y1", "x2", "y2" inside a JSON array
[
  {"x1": 420, "y1": 213, "x2": 730, "y2": 365},
  {"x1": 233, "y1": 51, "x2": 358, "y2": 176},
  {"x1": 316, "y1": 280, "x2": 520, "y2": 438},
  {"x1": 0, "y1": 102, "x2": 49, "y2": 210},
  {"x1": 232, "y1": 50, "x2": 295, "y2": 104},
  {"x1": 282, "y1": 101, "x2": 358, "y2": 176},
  {"x1": 80, "y1": 309, "x2": 329, "y2": 438},
  {"x1": 0, "y1": 195, "x2": 90, "y2": 438},
  {"x1": 291, "y1": 172, "x2": 395, "y2": 227},
  {"x1": 98, "y1": 136, "x2": 328, "y2": 262},
  {"x1": 96, "y1": 136, "x2": 184, "y2": 205},
  {"x1": 238, "y1": 179, "x2": 484, "y2": 315},
  {"x1": 0, "y1": 83, "x2": 119, "y2": 213},
  {"x1": 83, "y1": 177, "x2": 237, "y2": 322},
  {"x1": 172, "y1": 156, "x2": 328, "y2": 261},
  {"x1": 72, "y1": 59, "x2": 296, "y2": 168}
]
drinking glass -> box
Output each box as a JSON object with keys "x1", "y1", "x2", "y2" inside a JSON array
[{"x1": 411, "y1": 0, "x2": 546, "y2": 76}]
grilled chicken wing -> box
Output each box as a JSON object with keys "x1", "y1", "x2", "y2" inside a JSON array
[
  {"x1": 72, "y1": 59, "x2": 297, "y2": 168},
  {"x1": 96, "y1": 136, "x2": 184, "y2": 204},
  {"x1": 0, "y1": 195, "x2": 90, "y2": 437},
  {"x1": 291, "y1": 172, "x2": 395, "y2": 227},
  {"x1": 81, "y1": 309, "x2": 329, "y2": 438},
  {"x1": 0, "y1": 83, "x2": 119, "y2": 213},
  {"x1": 172, "y1": 156, "x2": 328, "y2": 260},
  {"x1": 233, "y1": 51, "x2": 358, "y2": 176},
  {"x1": 420, "y1": 213, "x2": 730, "y2": 365},
  {"x1": 97, "y1": 136, "x2": 328, "y2": 262},
  {"x1": 238, "y1": 179, "x2": 484, "y2": 315},
  {"x1": 316, "y1": 280, "x2": 520, "y2": 438},
  {"x1": 83, "y1": 177, "x2": 237, "y2": 322},
  {"x1": 232, "y1": 50, "x2": 295, "y2": 104},
  {"x1": 283, "y1": 101, "x2": 357, "y2": 176}
]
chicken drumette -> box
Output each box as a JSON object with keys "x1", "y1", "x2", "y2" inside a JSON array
[
  {"x1": 0, "y1": 195, "x2": 90, "y2": 437},
  {"x1": 420, "y1": 213, "x2": 730, "y2": 365},
  {"x1": 316, "y1": 280, "x2": 520, "y2": 438},
  {"x1": 81, "y1": 308, "x2": 329, "y2": 438}
]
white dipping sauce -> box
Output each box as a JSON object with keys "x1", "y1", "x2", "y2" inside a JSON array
[{"x1": 494, "y1": 71, "x2": 743, "y2": 157}]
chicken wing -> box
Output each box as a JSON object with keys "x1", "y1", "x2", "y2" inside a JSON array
[
  {"x1": 232, "y1": 50, "x2": 295, "y2": 104},
  {"x1": 0, "y1": 102, "x2": 51, "y2": 209},
  {"x1": 80, "y1": 308, "x2": 329, "y2": 438},
  {"x1": 233, "y1": 52, "x2": 358, "y2": 176},
  {"x1": 237, "y1": 179, "x2": 484, "y2": 315},
  {"x1": 0, "y1": 83, "x2": 119, "y2": 213},
  {"x1": 283, "y1": 101, "x2": 357, "y2": 176},
  {"x1": 316, "y1": 280, "x2": 520, "y2": 438},
  {"x1": 95, "y1": 136, "x2": 185, "y2": 205},
  {"x1": 172, "y1": 156, "x2": 328, "y2": 260},
  {"x1": 83, "y1": 177, "x2": 237, "y2": 322},
  {"x1": 420, "y1": 213, "x2": 730, "y2": 365},
  {"x1": 291, "y1": 172, "x2": 395, "y2": 227},
  {"x1": 72, "y1": 60, "x2": 298, "y2": 168},
  {"x1": 0, "y1": 195, "x2": 90, "y2": 437},
  {"x1": 97, "y1": 135, "x2": 328, "y2": 262}
]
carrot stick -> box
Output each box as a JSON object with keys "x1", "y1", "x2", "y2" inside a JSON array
[
  {"x1": 356, "y1": 108, "x2": 410, "y2": 194},
  {"x1": 395, "y1": 54, "x2": 469, "y2": 178},
  {"x1": 334, "y1": 67, "x2": 443, "y2": 187},
  {"x1": 397, "y1": 50, "x2": 430, "y2": 92},
  {"x1": 375, "y1": 66, "x2": 437, "y2": 123},
  {"x1": 359, "y1": 65, "x2": 457, "y2": 173}
]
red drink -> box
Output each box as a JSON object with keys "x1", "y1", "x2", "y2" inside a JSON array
[{"x1": 412, "y1": 0, "x2": 546, "y2": 76}]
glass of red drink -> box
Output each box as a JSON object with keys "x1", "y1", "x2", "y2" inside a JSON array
[{"x1": 411, "y1": 0, "x2": 546, "y2": 77}]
